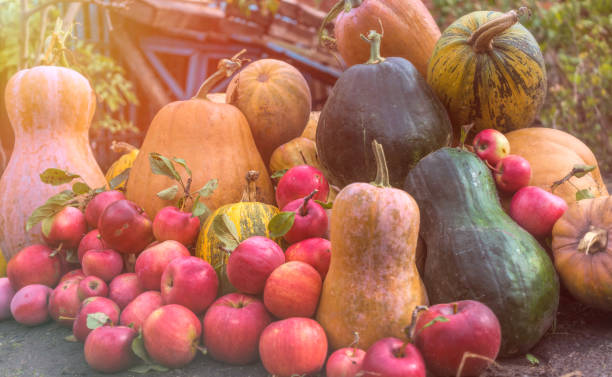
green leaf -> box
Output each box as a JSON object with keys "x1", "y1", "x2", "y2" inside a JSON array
[
  {"x1": 526, "y1": 353, "x2": 540, "y2": 365},
  {"x1": 459, "y1": 123, "x2": 474, "y2": 148},
  {"x1": 148, "y1": 153, "x2": 181, "y2": 181},
  {"x1": 267, "y1": 212, "x2": 296, "y2": 238},
  {"x1": 572, "y1": 164, "x2": 595, "y2": 178},
  {"x1": 315, "y1": 200, "x2": 333, "y2": 209},
  {"x1": 197, "y1": 345, "x2": 208, "y2": 356},
  {"x1": 576, "y1": 189, "x2": 595, "y2": 201},
  {"x1": 26, "y1": 190, "x2": 76, "y2": 232},
  {"x1": 72, "y1": 182, "x2": 91, "y2": 195},
  {"x1": 191, "y1": 199, "x2": 210, "y2": 219},
  {"x1": 212, "y1": 213, "x2": 240, "y2": 251},
  {"x1": 270, "y1": 169, "x2": 288, "y2": 179},
  {"x1": 39, "y1": 168, "x2": 80, "y2": 186},
  {"x1": 64, "y1": 334, "x2": 78, "y2": 342},
  {"x1": 86, "y1": 312, "x2": 110, "y2": 330},
  {"x1": 128, "y1": 363, "x2": 169, "y2": 373},
  {"x1": 109, "y1": 168, "x2": 131, "y2": 190},
  {"x1": 41, "y1": 216, "x2": 54, "y2": 237},
  {"x1": 131, "y1": 333, "x2": 152, "y2": 364},
  {"x1": 420, "y1": 315, "x2": 450, "y2": 330},
  {"x1": 197, "y1": 179, "x2": 218, "y2": 198},
  {"x1": 172, "y1": 158, "x2": 192, "y2": 178},
  {"x1": 156, "y1": 185, "x2": 179, "y2": 201}
]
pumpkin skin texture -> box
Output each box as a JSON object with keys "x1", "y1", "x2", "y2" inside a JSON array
[
  {"x1": 327, "y1": 0, "x2": 440, "y2": 78},
  {"x1": 0, "y1": 66, "x2": 106, "y2": 260},
  {"x1": 552, "y1": 196, "x2": 612, "y2": 311},
  {"x1": 301, "y1": 111, "x2": 320, "y2": 141},
  {"x1": 427, "y1": 9, "x2": 547, "y2": 138},
  {"x1": 316, "y1": 142, "x2": 427, "y2": 351},
  {"x1": 404, "y1": 148, "x2": 559, "y2": 357},
  {"x1": 105, "y1": 142, "x2": 139, "y2": 190},
  {"x1": 269, "y1": 137, "x2": 322, "y2": 174},
  {"x1": 226, "y1": 59, "x2": 312, "y2": 165}
]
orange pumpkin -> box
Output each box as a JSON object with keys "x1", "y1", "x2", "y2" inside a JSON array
[
  {"x1": 269, "y1": 137, "x2": 322, "y2": 174},
  {"x1": 226, "y1": 59, "x2": 312, "y2": 165},
  {"x1": 301, "y1": 111, "x2": 320, "y2": 141}
]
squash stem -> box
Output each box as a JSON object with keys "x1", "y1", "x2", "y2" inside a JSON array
[
  {"x1": 361, "y1": 30, "x2": 385, "y2": 64},
  {"x1": 299, "y1": 189, "x2": 319, "y2": 216},
  {"x1": 468, "y1": 7, "x2": 530, "y2": 53},
  {"x1": 371, "y1": 140, "x2": 390, "y2": 188},
  {"x1": 318, "y1": 0, "x2": 362, "y2": 45},
  {"x1": 194, "y1": 49, "x2": 247, "y2": 100},
  {"x1": 578, "y1": 226, "x2": 608, "y2": 255},
  {"x1": 240, "y1": 171, "x2": 261, "y2": 202}
]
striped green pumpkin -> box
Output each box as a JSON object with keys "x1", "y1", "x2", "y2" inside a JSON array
[{"x1": 427, "y1": 8, "x2": 546, "y2": 139}]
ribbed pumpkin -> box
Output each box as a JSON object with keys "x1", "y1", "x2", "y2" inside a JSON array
[
  {"x1": 0, "y1": 66, "x2": 107, "y2": 260},
  {"x1": 104, "y1": 141, "x2": 139, "y2": 190},
  {"x1": 126, "y1": 54, "x2": 275, "y2": 219},
  {"x1": 321, "y1": 0, "x2": 440, "y2": 77},
  {"x1": 301, "y1": 111, "x2": 320, "y2": 141},
  {"x1": 427, "y1": 8, "x2": 547, "y2": 139},
  {"x1": 269, "y1": 137, "x2": 322, "y2": 174},
  {"x1": 226, "y1": 59, "x2": 312, "y2": 165},
  {"x1": 552, "y1": 196, "x2": 612, "y2": 311},
  {"x1": 195, "y1": 171, "x2": 280, "y2": 295}
]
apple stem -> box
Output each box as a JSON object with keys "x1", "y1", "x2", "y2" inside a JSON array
[
  {"x1": 348, "y1": 331, "x2": 360, "y2": 353},
  {"x1": 404, "y1": 305, "x2": 429, "y2": 343},
  {"x1": 49, "y1": 243, "x2": 63, "y2": 257},
  {"x1": 299, "y1": 189, "x2": 319, "y2": 217},
  {"x1": 58, "y1": 315, "x2": 76, "y2": 321},
  {"x1": 452, "y1": 302, "x2": 459, "y2": 315},
  {"x1": 485, "y1": 159, "x2": 500, "y2": 173}
]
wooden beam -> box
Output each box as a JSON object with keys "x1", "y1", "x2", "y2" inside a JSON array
[{"x1": 277, "y1": 0, "x2": 326, "y2": 29}]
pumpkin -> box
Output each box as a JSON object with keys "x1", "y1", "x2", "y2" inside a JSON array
[
  {"x1": 226, "y1": 59, "x2": 312, "y2": 165},
  {"x1": 0, "y1": 66, "x2": 107, "y2": 260},
  {"x1": 505, "y1": 127, "x2": 608, "y2": 205},
  {"x1": 0, "y1": 248, "x2": 6, "y2": 277},
  {"x1": 207, "y1": 92, "x2": 226, "y2": 103},
  {"x1": 104, "y1": 141, "x2": 139, "y2": 190},
  {"x1": 316, "y1": 31, "x2": 452, "y2": 188},
  {"x1": 427, "y1": 8, "x2": 547, "y2": 139},
  {"x1": 316, "y1": 141, "x2": 427, "y2": 351},
  {"x1": 269, "y1": 137, "x2": 322, "y2": 174},
  {"x1": 321, "y1": 0, "x2": 440, "y2": 78},
  {"x1": 126, "y1": 53, "x2": 275, "y2": 219},
  {"x1": 404, "y1": 147, "x2": 559, "y2": 356},
  {"x1": 552, "y1": 196, "x2": 612, "y2": 311},
  {"x1": 301, "y1": 111, "x2": 320, "y2": 141},
  {"x1": 195, "y1": 171, "x2": 280, "y2": 295}
]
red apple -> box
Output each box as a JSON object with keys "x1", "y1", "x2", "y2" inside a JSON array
[
  {"x1": 120, "y1": 291, "x2": 163, "y2": 332},
  {"x1": 85, "y1": 190, "x2": 126, "y2": 229},
  {"x1": 326, "y1": 347, "x2": 366, "y2": 377},
  {"x1": 82, "y1": 249, "x2": 124, "y2": 283},
  {"x1": 472, "y1": 129, "x2": 510, "y2": 167},
  {"x1": 413, "y1": 300, "x2": 502, "y2": 377},
  {"x1": 0, "y1": 277, "x2": 16, "y2": 321},
  {"x1": 282, "y1": 193, "x2": 328, "y2": 244},
  {"x1": 41, "y1": 206, "x2": 87, "y2": 249},
  {"x1": 135, "y1": 240, "x2": 191, "y2": 291},
  {"x1": 77, "y1": 229, "x2": 106, "y2": 264},
  {"x1": 226, "y1": 236, "x2": 285, "y2": 295},
  {"x1": 263, "y1": 261, "x2": 322, "y2": 319},
  {"x1": 510, "y1": 186, "x2": 568, "y2": 238},
  {"x1": 153, "y1": 206, "x2": 200, "y2": 247},
  {"x1": 84, "y1": 325, "x2": 138, "y2": 373},
  {"x1": 284, "y1": 237, "x2": 331, "y2": 280},
  {"x1": 109, "y1": 273, "x2": 144, "y2": 309},
  {"x1": 143, "y1": 304, "x2": 202, "y2": 368},
  {"x1": 10, "y1": 284, "x2": 53, "y2": 326},
  {"x1": 77, "y1": 276, "x2": 109, "y2": 300},
  {"x1": 98, "y1": 199, "x2": 154, "y2": 254},
  {"x1": 203, "y1": 293, "x2": 271, "y2": 365},
  {"x1": 73, "y1": 297, "x2": 120, "y2": 342},
  {"x1": 48, "y1": 278, "x2": 82, "y2": 327},
  {"x1": 160, "y1": 256, "x2": 218, "y2": 314},
  {"x1": 275, "y1": 165, "x2": 330, "y2": 209},
  {"x1": 360, "y1": 337, "x2": 426, "y2": 377},
  {"x1": 258, "y1": 317, "x2": 328, "y2": 377},
  {"x1": 59, "y1": 269, "x2": 86, "y2": 284},
  {"x1": 494, "y1": 154, "x2": 531, "y2": 194},
  {"x1": 7, "y1": 244, "x2": 62, "y2": 290}
]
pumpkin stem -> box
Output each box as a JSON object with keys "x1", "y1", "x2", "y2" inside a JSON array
[
  {"x1": 240, "y1": 170, "x2": 261, "y2": 202},
  {"x1": 578, "y1": 226, "x2": 608, "y2": 255},
  {"x1": 299, "y1": 189, "x2": 319, "y2": 216},
  {"x1": 371, "y1": 140, "x2": 390, "y2": 188},
  {"x1": 361, "y1": 29, "x2": 385, "y2": 64},
  {"x1": 110, "y1": 141, "x2": 138, "y2": 154},
  {"x1": 318, "y1": 0, "x2": 362, "y2": 46},
  {"x1": 468, "y1": 7, "x2": 531, "y2": 53},
  {"x1": 194, "y1": 49, "x2": 248, "y2": 100}
]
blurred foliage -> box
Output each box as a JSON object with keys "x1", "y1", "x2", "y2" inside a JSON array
[{"x1": 431, "y1": 0, "x2": 612, "y2": 173}]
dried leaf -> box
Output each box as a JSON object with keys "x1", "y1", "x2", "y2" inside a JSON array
[
  {"x1": 72, "y1": 182, "x2": 91, "y2": 195},
  {"x1": 109, "y1": 168, "x2": 131, "y2": 190},
  {"x1": 86, "y1": 312, "x2": 110, "y2": 330},
  {"x1": 64, "y1": 334, "x2": 78, "y2": 342},
  {"x1": 148, "y1": 153, "x2": 180, "y2": 181},
  {"x1": 268, "y1": 212, "x2": 295, "y2": 238},
  {"x1": 197, "y1": 179, "x2": 218, "y2": 198},
  {"x1": 156, "y1": 185, "x2": 179, "y2": 201},
  {"x1": 576, "y1": 189, "x2": 595, "y2": 201},
  {"x1": 39, "y1": 168, "x2": 80, "y2": 185}
]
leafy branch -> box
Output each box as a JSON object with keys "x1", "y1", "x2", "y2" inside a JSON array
[{"x1": 550, "y1": 164, "x2": 596, "y2": 201}]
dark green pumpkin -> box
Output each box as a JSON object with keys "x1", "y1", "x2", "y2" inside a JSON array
[
  {"x1": 404, "y1": 147, "x2": 559, "y2": 357},
  {"x1": 316, "y1": 31, "x2": 452, "y2": 188}
]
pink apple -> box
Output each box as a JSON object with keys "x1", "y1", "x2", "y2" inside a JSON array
[
  {"x1": 263, "y1": 261, "x2": 322, "y2": 319},
  {"x1": 494, "y1": 154, "x2": 532, "y2": 194},
  {"x1": 284, "y1": 237, "x2": 331, "y2": 280},
  {"x1": 258, "y1": 317, "x2": 328, "y2": 377},
  {"x1": 48, "y1": 278, "x2": 82, "y2": 327},
  {"x1": 77, "y1": 229, "x2": 106, "y2": 264},
  {"x1": 108, "y1": 273, "x2": 144, "y2": 309},
  {"x1": 226, "y1": 236, "x2": 285, "y2": 295},
  {"x1": 275, "y1": 165, "x2": 330, "y2": 209},
  {"x1": 98, "y1": 199, "x2": 154, "y2": 254},
  {"x1": 59, "y1": 269, "x2": 86, "y2": 284},
  {"x1": 41, "y1": 206, "x2": 87, "y2": 249},
  {"x1": 7, "y1": 244, "x2": 62, "y2": 290},
  {"x1": 135, "y1": 240, "x2": 191, "y2": 291},
  {"x1": 153, "y1": 206, "x2": 201, "y2": 247},
  {"x1": 10, "y1": 284, "x2": 53, "y2": 326},
  {"x1": 82, "y1": 249, "x2": 124, "y2": 283},
  {"x1": 120, "y1": 291, "x2": 163, "y2": 332},
  {"x1": 84, "y1": 325, "x2": 138, "y2": 373},
  {"x1": 77, "y1": 276, "x2": 109, "y2": 300},
  {"x1": 161, "y1": 256, "x2": 218, "y2": 314},
  {"x1": 282, "y1": 194, "x2": 328, "y2": 244},
  {"x1": 326, "y1": 347, "x2": 366, "y2": 377},
  {"x1": 510, "y1": 186, "x2": 568, "y2": 238},
  {"x1": 73, "y1": 297, "x2": 120, "y2": 342},
  {"x1": 143, "y1": 304, "x2": 202, "y2": 368},
  {"x1": 85, "y1": 190, "x2": 126, "y2": 229},
  {"x1": 413, "y1": 300, "x2": 501, "y2": 377},
  {"x1": 472, "y1": 129, "x2": 510, "y2": 167},
  {"x1": 360, "y1": 337, "x2": 426, "y2": 377},
  {"x1": 203, "y1": 293, "x2": 272, "y2": 365},
  {"x1": 0, "y1": 277, "x2": 16, "y2": 321}
]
